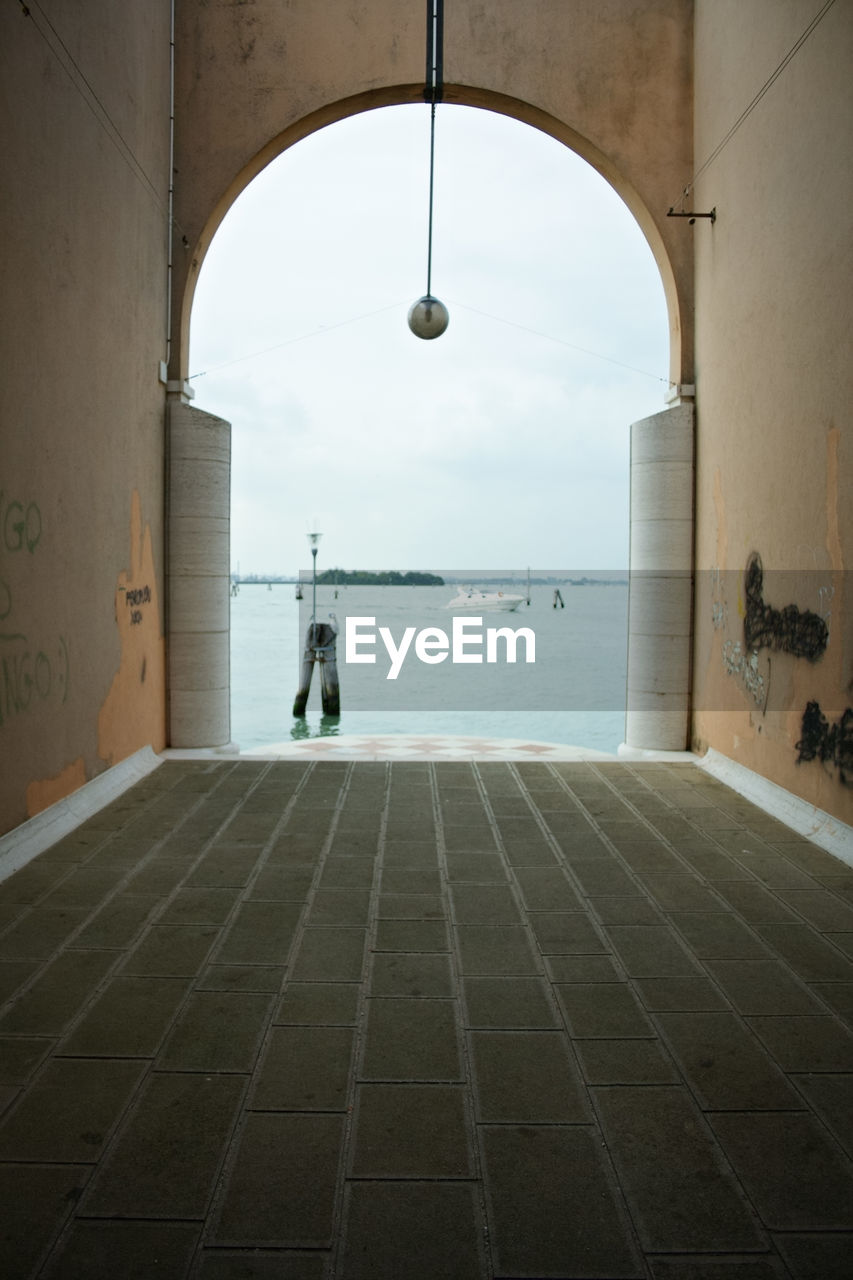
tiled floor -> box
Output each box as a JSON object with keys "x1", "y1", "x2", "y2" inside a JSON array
[{"x1": 0, "y1": 757, "x2": 852, "y2": 1278}]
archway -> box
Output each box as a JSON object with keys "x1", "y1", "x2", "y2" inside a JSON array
[{"x1": 167, "y1": 94, "x2": 693, "y2": 754}]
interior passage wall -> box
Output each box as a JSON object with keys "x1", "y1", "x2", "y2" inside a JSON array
[
  {"x1": 691, "y1": 0, "x2": 853, "y2": 824},
  {"x1": 0, "y1": 1, "x2": 172, "y2": 836}
]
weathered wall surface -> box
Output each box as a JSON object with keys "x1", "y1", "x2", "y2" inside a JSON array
[
  {"x1": 170, "y1": 0, "x2": 694, "y2": 390},
  {"x1": 0, "y1": 1, "x2": 171, "y2": 835},
  {"x1": 691, "y1": 0, "x2": 852, "y2": 822},
  {"x1": 3, "y1": 0, "x2": 849, "y2": 836}
]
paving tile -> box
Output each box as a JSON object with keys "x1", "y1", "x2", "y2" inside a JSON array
[
  {"x1": 444, "y1": 852, "x2": 507, "y2": 882},
  {"x1": 827, "y1": 931, "x2": 853, "y2": 957},
  {"x1": 810, "y1": 981, "x2": 853, "y2": 1025},
  {"x1": 362, "y1": 998, "x2": 461, "y2": 1080},
  {"x1": 306, "y1": 889, "x2": 371, "y2": 927},
  {"x1": 595, "y1": 1086, "x2": 765, "y2": 1251},
  {"x1": 38, "y1": 866, "x2": 129, "y2": 908},
  {"x1": 71, "y1": 893, "x2": 163, "y2": 949},
  {"x1": 0, "y1": 949, "x2": 117, "y2": 1035},
  {"x1": 500, "y1": 838, "x2": 558, "y2": 866},
  {"x1": 0, "y1": 1036, "x2": 52, "y2": 1084},
  {"x1": 382, "y1": 840, "x2": 437, "y2": 865},
  {"x1": 647, "y1": 1255, "x2": 784, "y2": 1279},
  {"x1": 158, "y1": 887, "x2": 241, "y2": 925},
  {"x1": 546, "y1": 952, "x2": 621, "y2": 981},
  {"x1": 676, "y1": 848, "x2": 757, "y2": 881},
  {"x1": 775, "y1": 889, "x2": 853, "y2": 932},
  {"x1": 773, "y1": 1230, "x2": 853, "y2": 1279},
  {"x1": 529, "y1": 911, "x2": 608, "y2": 954},
  {"x1": 754, "y1": 922, "x2": 853, "y2": 980},
  {"x1": 197, "y1": 964, "x2": 285, "y2": 993},
  {"x1": 0, "y1": 1057, "x2": 145, "y2": 1162},
  {"x1": 556, "y1": 982, "x2": 654, "y2": 1037},
  {"x1": 249, "y1": 866, "x2": 315, "y2": 900},
  {"x1": 60, "y1": 975, "x2": 191, "y2": 1056},
  {"x1": 656, "y1": 1011, "x2": 801, "y2": 1109},
  {"x1": 463, "y1": 976, "x2": 558, "y2": 1027},
  {"x1": 551, "y1": 831, "x2": 613, "y2": 859},
  {"x1": 217, "y1": 902, "x2": 302, "y2": 965},
  {"x1": 318, "y1": 858, "x2": 375, "y2": 889},
  {"x1": 370, "y1": 952, "x2": 453, "y2": 998},
  {"x1": 214, "y1": 1112, "x2": 344, "y2": 1246},
  {"x1": 379, "y1": 864, "x2": 442, "y2": 894},
  {"x1": 351, "y1": 1082, "x2": 471, "y2": 1177},
  {"x1": 374, "y1": 919, "x2": 449, "y2": 951},
  {"x1": 481, "y1": 1124, "x2": 643, "y2": 1278},
  {"x1": 618, "y1": 843, "x2": 686, "y2": 873},
  {"x1": 122, "y1": 924, "x2": 219, "y2": 975},
  {"x1": 638, "y1": 875, "x2": 727, "y2": 913},
  {"x1": 0, "y1": 907, "x2": 88, "y2": 959},
  {"x1": 0, "y1": 957, "x2": 39, "y2": 1003},
  {"x1": 340, "y1": 1181, "x2": 484, "y2": 1280},
  {"x1": 703, "y1": 960, "x2": 825, "y2": 1015},
  {"x1": 729, "y1": 850, "x2": 816, "y2": 889},
  {"x1": 470, "y1": 1029, "x2": 589, "y2": 1121},
  {"x1": 569, "y1": 859, "x2": 641, "y2": 895},
  {"x1": 674, "y1": 913, "x2": 773, "y2": 959},
  {"x1": 605, "y1": 924, "x2": 702, "y2": 976},
  {"x1": 42, "y1": 1220, "x2": 201, "y2": 1280},
  {"x1": 512, "y1": 865, "x2": 582, "y2": 909},
  {"x1": 448, "y1": 883, "x2": 522, "y2": 924},
  {"x1": 574, "y1": 1036, "x2": 681, "y2": 1084},
  {"x1": 633, "y1": 975, "x2": 729, "y2": 1011},
  {"x1": 708, "y1": 1111, "x2": 853, "y2": 1229},
  {"x1": 376, "y1": 893, "x2": 444, "y2": 919},
  {"x1": 275, "y1": 981, "x2": 360, "y2": 1023},
  {"x1": 792, "y1": 1072, "x2": 853, "y2": 1156},
  {"x1": 0, "y1": 862, "x2": 72, "y2": 904},
  {"x1": 455, "y1": 924, "x2": 539, "y2": 975},
  {"x1": 713, "y1": 882, "x2": 799, "y2": 922},
  {"x1": 158, "y1": 990, "x2": 273, "y2": 1071},
  {"x1": 290, "y1": 928, "x2": 366, "y2": 981},
  {"x1": 0, "y1": 1163, "x2": 91, "y2": 1280},
  {"x1": 251, "y1": 1025, "x2": 354, "y2": 1109},
  {"x1": 589, "y1": 895, "x2": 664, "y2": 924},
  {"x1": 185, "y1": 848, "x2": 261, "y2": 888},
  {"x1": 123, "y1": 859, "x2": 190, "y2": 896},
  {"x1": 83, "y1": 1072, "x2": 245, "y2": 1219},
  {"x1": 746, "y1": 1014, "x2": 853, "y2": 1071}
]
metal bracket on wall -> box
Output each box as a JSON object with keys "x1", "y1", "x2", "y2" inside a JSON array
[{"x1": 667, "y1": 207, "x2": 716, "y2": 225}]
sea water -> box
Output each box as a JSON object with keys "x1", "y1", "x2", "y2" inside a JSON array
[{"x1": 230, "y1": 582, "x2": 628, "y2": 753}]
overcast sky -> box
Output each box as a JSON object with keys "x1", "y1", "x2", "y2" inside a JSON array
[{"x1": 189, "y1": 104, "x2": 669, "y2": 577}]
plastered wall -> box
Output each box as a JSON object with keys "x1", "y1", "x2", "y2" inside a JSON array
[
  {"x1": 691, "y1": 0, "x2": 853, "y2": 824},
  {"x1": 2, "y1": 0, "x2": 850, "y2": 837},
  {"x1": 0, "y1": 1, "x2": 171, "y2": 834}
]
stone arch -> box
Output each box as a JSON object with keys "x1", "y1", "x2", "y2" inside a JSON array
[{"x1": 175, "y1": 85, "x2": 688, "y2": 392}]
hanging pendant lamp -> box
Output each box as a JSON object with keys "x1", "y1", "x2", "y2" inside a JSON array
[{"x1": 408, "y1": 0, "x2": 449, "y2": 339}]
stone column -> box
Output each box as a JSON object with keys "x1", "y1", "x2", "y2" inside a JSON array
[
  {"x1": 624, "y1": 402, "x2": 694, "y2": 751},
  {"x1": 167, "y1": 400, "x2": 232, "y2": 747}
]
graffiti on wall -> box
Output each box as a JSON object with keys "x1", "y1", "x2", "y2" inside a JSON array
[
  {"x1": 743, "y1": 552, "x2": 828, "y2": 661},
  {"x1": 796, "y1": 702, "x2": 853, "y2": 787},
  {"x1": 0, "y1": 490, "x2": 69, "y2": 728}
]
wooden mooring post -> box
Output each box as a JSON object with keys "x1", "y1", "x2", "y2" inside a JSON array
[{"x1": 292, "y1": 620, "x2": 340, "y2": 716}]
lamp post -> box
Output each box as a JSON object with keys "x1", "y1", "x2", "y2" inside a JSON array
[{"x1": 308, "y1": 529, "x2": 321, "y2": 622}]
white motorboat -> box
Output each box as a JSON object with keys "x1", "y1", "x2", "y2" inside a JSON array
[{"x1": 446, "y1": 587, "x2": 525, "y2": 613}]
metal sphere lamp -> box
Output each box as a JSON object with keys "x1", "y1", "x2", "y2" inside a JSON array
[{"x1": 408, "y1": 0, "x2": 449, "y2": 340}]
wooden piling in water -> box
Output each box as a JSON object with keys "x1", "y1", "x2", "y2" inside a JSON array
[{"x1": 292, "y1": 621, "x2": 340, "y2": 716}]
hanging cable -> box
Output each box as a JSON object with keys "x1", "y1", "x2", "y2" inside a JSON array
[
  {"x1": 408, "y1": 1, "x2": 449, "y2": 338},
  {"x1": 672, "y1": 0, "x2": 838, "y2": 207}
]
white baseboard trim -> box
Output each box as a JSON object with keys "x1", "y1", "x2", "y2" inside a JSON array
[
  {"x1": 0, "y1": 747, "x2": 163, "y2": 884},
  {"x1": 697, "y1": 748, "x2": 853, "y2": 868}
]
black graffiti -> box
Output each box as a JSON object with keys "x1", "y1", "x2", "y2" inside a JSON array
[
  {"x1": 126, "y1": 586, "x2": 151, "y2": 608},
  {"x1": 796, "y1": 701, "x2": 853, "y2": 786},
  {"x1": 743, "y1": 553, "x2": 828, "y2": 661},
  {"x1": 0, "y1": 493, "x2": 42, "y2": 553}
]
